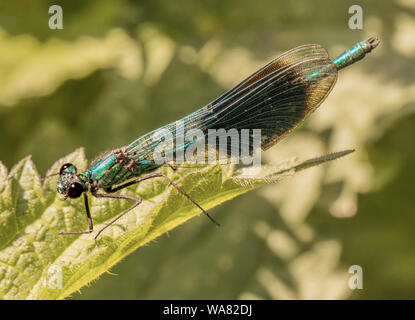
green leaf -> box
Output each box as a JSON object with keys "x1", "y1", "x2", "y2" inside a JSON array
[{"x1": 0, "y1": 148, "x2": 353, "y2": 299}]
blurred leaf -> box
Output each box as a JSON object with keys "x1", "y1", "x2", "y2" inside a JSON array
[
  {"x1": 0, "y1": 148, "x2": 351, "y2": 299},
  {"x1": 0, "y1": 28, "x2": 141, "y2": 106}
]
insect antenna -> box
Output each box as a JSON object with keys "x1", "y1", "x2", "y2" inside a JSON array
[{"x1": 41, "y1": 172, "x2": 59, "y2": 183}]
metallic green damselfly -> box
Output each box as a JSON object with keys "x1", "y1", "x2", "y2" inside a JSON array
[{"x1": 56, "y1": 37, "x2": 379, "y2": 238}]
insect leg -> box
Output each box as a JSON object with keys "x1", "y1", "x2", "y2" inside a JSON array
[
  {"x1": 59, "y1": 193, "x2": 94, "y2": 235},
  {"x1": 106, "y1": 173, "x2": 220, "y2": 227},
  {"x1": 92, "y1": 192, "x2": 142, "y2": 239}
]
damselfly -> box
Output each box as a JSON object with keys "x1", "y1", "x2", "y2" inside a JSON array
[{"x1": 56, "y1": 37, "x2": 379, "y2": 239}]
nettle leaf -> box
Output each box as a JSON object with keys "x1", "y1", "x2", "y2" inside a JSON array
[{"x1": 0, "y1": 148, "x2": 353, "y2": 299}]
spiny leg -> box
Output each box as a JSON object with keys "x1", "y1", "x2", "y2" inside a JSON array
[
  {"x1": 59, "y1": 193, "x2": 94, "y2": 235},
  {"x1": 105, "y1": 172, "x2": 220, "y2": 227},
  {"x1": 92, "y1": 192, "x2": 142, "y2": 239}
]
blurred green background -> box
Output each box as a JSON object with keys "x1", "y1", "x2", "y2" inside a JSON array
[{"x1": 0, "y1": 0, "x2": 415, "y2": 299}]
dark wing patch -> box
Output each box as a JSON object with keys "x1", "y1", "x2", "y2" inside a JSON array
[{"x1": 124, "y1": 44, "x2": 337, "y2": 164}]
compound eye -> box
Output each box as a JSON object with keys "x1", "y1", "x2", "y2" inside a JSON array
[
  {"x1": 60, "y1": 163, "x2": 75, "y2": 175},
  {"x1": 67, "y1": 182, "x2": 84, "y2": 199}
]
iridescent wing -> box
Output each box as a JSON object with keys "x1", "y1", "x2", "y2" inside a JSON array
[
  {"x1": 125, "y1": 44, "x2": 337, "y2": 163},
  {"x1": 200, "y1": 44, "x2": 338, "y2": 150}
]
